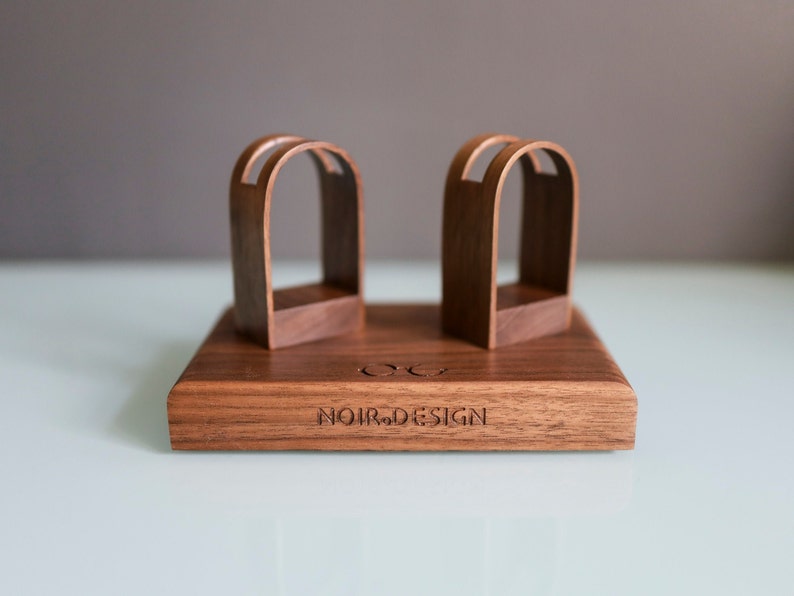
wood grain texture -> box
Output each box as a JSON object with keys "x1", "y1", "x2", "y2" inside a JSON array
[
  {"x1": 442, "y1": 134, "x2": 578, "y2": 349},
  {"x1": 167, "y1": 304, "x2": 636, "y2": 451},
  {"x1": 229, "y1": 135, "x2": 364, "y2": 349}
]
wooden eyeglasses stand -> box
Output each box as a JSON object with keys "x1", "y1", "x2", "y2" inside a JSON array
[{"x1": 167, "y1": 134, "x2": 637, "y2": 451}]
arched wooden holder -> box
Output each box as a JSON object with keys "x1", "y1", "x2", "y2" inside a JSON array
[
  {"x1": 442, "y1": 133, "x2": 578, "y2": 349},
  {"x1": 230, "y1": 134, "x2": 364, "y2": 349},
  {"x1": 168, "y1": 132, "x2": 635, "y2": 452}
]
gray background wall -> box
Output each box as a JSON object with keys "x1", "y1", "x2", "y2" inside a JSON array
[{"x1": 2, "y1": 1, "x2": 793, "y2": 261}]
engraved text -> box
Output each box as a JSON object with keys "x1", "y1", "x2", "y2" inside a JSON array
[{"x1": 317, "y1": 407, "x2": 486, "y2": 427}]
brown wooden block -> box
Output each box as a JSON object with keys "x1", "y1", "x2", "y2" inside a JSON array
[{"x1": 167, "y1": 304, "x2": 637, "y2": 451}]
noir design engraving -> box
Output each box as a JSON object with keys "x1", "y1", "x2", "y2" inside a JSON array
[
  {"x1": 317, "y1": 407, "x2": 486, "y2": 426},
  {"x1": 359, "y1": 363, "x2": 447, "y2": 377}
]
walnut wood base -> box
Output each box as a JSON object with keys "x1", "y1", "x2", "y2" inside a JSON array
[{"x1": 167, "y1": 305, "x2": 637, "y2": 451}]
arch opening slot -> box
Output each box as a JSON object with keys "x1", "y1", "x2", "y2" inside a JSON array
[
  {"x1": 496, "y1": 148, "x2": 567, "y2": 313},
  {"x1": 269, "y1": 151, "x2": 357, "y2": 311}
]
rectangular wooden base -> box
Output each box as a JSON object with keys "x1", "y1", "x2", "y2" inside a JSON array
[{"x1": 167, "y1": 305, "x2": 637, "y2": 451}]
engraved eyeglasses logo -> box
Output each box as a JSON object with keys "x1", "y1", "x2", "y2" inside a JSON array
[{"x1": 358, "y1": 363, "x2": 447, "y2": 377}]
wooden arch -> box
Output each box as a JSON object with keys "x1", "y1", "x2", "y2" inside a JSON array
[
  {"x1": 442, "y1": 133, "x2": 578, "y2": 348},
  {"x1": 230, "y1": 135, "x2": 364, "y2": 349}
]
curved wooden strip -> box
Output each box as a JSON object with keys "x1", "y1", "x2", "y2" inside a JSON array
[
  {"x1": 449, "y1": 133, "x2": 517, "y2": 181},
  {"x1": 230, "y1": 134, "x2": 337, "y2": 187}
]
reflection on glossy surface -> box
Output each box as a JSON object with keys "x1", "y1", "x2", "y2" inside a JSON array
[
  {"x1": 266, "y1": 517, "x2": 558, "y2": 595},
  {"x1": 169, "y1": 452, "x2": 633, "y2": 517},
  {"x1": 160, "y1": 452, "x2": 631, "y2": 594}
]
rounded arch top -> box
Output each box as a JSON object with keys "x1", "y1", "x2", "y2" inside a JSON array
[
  {"x1": 481, "y1": 139, "x2": 578, "y2": 212},
  {"x1": 231, "y1": 134, "x2": 340, "y2": 187},
  {"x1": 446, "y1": 133, "x2": 543, "y2": 185},
  {"x1": 254, "y1": 139, "x2": 361, "y2": 198}
]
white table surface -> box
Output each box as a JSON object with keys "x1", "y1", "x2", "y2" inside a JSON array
[{"x1": 1, "y1": 261, "x2": 792, "y2": 595}]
